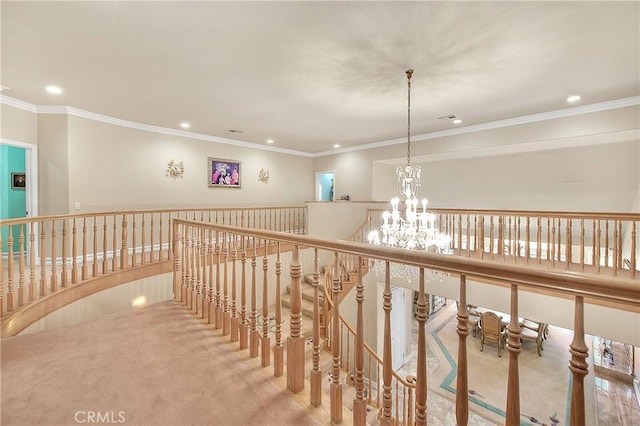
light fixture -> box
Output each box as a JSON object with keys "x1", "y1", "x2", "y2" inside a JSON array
[
  {"x1": 266, "y1": 139, "x2": 274, "y2": 144},
  {"x1": 333, "y1": 144, "x2": 340, "y2": 148},
  {"x1": 567, "y1": 95, "x2": 581, "y2": 103},
  {"x1": 452, "y1": 119, "x2": 462, "y2": 124},
  {"x1": 46, "y1": 85, "x2": 63, "y2": 94},
  {"x1": 180, "y1": 122, "x2": 190, "y2": 129},
  {"x1": 368, "y1": 69, "x2": 451, "y2": 253}
]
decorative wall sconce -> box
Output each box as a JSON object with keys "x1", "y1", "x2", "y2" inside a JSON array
[
  {"x1": 166, "y1": 159, "x2": 184, "y2": 178},
  {"x1": 258, "y1": 168, "x2": 270, "y2": 183}
]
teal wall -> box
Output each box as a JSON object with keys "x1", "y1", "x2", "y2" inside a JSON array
[
  {"x1": 1, "y1": 145, "x2": 26, "y2": 253},
  {"x1": 320, "y1": 172, "x2": 334, "y2": 201}
]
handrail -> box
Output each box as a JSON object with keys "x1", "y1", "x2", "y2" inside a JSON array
[{"x1": 172, "y1": 218, "x2": 639, "y2": 425}]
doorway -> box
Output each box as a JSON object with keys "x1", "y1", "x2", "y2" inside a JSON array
[
  {"x1": 316, "y1": 171, "x2": 334, "y2": 202},
  {"x1": 1, "y1": 139, "x2": 38, "y2": 254}
]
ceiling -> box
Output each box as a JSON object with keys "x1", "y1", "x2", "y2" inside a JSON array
[{"x1": 2, "y1": 1, "x2": 638, "y2": 154}]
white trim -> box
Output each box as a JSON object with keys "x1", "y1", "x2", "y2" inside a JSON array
[
  {"x1": 0, "y1": 95, "x2": 38, "y2": 113},
  {"x1": 313, "y1": 96, "x2": 640, "y2": 157},
  {"x1": 2, "y1": 94, "x2": 637, "y2": 158}
]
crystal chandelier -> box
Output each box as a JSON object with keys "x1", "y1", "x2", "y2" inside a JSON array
[{"x1": 368, "y1": 69, "x2": 451, "y2": 253}]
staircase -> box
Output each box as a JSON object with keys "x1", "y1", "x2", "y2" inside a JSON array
[{"x1": 281, "y1": 268, "x2": 325, "y2": 331}]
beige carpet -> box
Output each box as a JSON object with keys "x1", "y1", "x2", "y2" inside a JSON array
[{"x1": 1, "y1": 301, "x2": 320, "y2": 426}]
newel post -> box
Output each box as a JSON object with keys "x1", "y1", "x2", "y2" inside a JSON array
[
  {"x1": 352, "y1": 256, "x2": 366, "y2": 423},
  {"x1": 310, "y1": 248, "x2": 322, "y2": 404},
  {"x1": 287, "y1": 244, "x2": 305, "y2": 393},
  {"x1": 380, "y1": 261, "x2": 393, "y2": 426},
  {"x1": 416, "y1": 268, "x2": 428, "y2": 426},
  {"x1": 330, "y1": 252, "x2": 343, "y2": 423}
]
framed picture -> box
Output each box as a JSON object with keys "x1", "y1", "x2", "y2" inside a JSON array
[
  {"x1": 11, "y1": 172, "x2": 26, "y2": 189},
  {"x1": 208, "y1": 158, "x2": 241, "y2": 188}
]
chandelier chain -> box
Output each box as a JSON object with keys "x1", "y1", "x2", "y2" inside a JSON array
[{"x1": 406, "y1": 69, "x2": 413, "y2": 166}]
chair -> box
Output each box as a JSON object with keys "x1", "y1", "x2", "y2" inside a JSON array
[
  {"x1": 480, "y1": 311, "x2": 507, "y2": 357},
  {"x1": 467, "y1": 305, "x2": 480, "y2": 337},
  {"x1": 519, "y1": 319, "x2": 548, "y2": 356}
]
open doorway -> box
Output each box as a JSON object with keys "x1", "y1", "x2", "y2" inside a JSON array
[{"x1": 316, "y1": 171, "x2": 334, "y2": 202}]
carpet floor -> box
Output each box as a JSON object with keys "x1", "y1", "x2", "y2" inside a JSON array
[{"x1": 1, "y1": 301, "x2": 320, "y2": 426}]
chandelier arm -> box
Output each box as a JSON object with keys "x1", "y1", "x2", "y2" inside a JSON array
[{"x1": 406, "y1": 69, "x2": 413, "y2": 167}]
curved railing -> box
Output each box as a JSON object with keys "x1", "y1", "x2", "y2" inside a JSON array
[
  {"x1": 172, "y1": 218, "x2": 639, "y2": 425},
  {"x1": 0, "y1": 206, "x2": 306, "y2": 335}
]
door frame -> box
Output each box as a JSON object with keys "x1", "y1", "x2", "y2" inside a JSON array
[
  {"x1": 315, "y1": 170, "x2": 335, "y2": 202},
  {"x1": 1, "y1": 138, "x2": 38, "y2": 218}
]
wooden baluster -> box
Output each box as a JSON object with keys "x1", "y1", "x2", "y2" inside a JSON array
[
  {"x1": 120, "y1": 214, "x2": 128, "y2": 269},
  {"x1": 273, "y1": 242, "x2": 283, "y2": 375},
  {"x1": 466, "y1": 216, "x2": 471, "y2": 257},
  {"x1": 591, "y1": 220, "x2": 596, "y2": 268},
  {"x1": 498, "y1": 216, "x2": 504, "y2": 260},
  {"x1": 569, "y1": 296, "x2": 589, "y2": 426},
  {"x1": 525, "y1": 217, "x2": 530, "y2": 263},
  {"x1": 223, "y1": 232, "x2": 231, "y2": 335},
  {"x1": 239, "y1": 236, "x2": 248, "y2": 349},
  {"x1": 287, "y1": 244, "x2": 305, "y2": 393},
  {"x1": 101, "y1": 216, "x2": 107, "y2": 274},
  {"x1": 112, "y1": 217, "x2": 117, "y2": 271},
  {"x1": 505, "y1": 284, "x2": 522, "y2": 425},
  {"x1": 28, "y1": 223, "x2": 35, "y2": 301},
  {"x1": 551, "y1": 218, "x2": 556, "y2": 266},
  {"x1": 557, "y1": 218, "x2": 563, "y2": 264},
  {"x1": 457, "y1": 215, "x2": 462, "y2": 252},
  {"x1": 416, "y1": 268, "x2": 428, "y2": 426},
  {"x1": 161, "y1": 214, "x2": 166, "y2": 261},
  {"x1": 172, "y1": 222, "x2": 182, "y2": 301},
  {"x1": 183, "y1": 226, "x2": 192, "y2": 306},
  {"x1": 580, "y1": 220, "x2": 585, "y2": 272},
  {"x1": 72, "y1": 218, "x2": 78, "y2": 284},
  {"x1": 310, "y1": 248, "x2": 322, "y2": 404},
  {"x1": 206, "y1": 229, "x2": 214, "y2": 321},
  {"x1": 7, "y1": 228, "x2": 14, "y2": 311},
  {"x1": 330, "y1": 252, "x2": 343, "y2": 423},
  {"x1": 39, "y1": 222, "x2": 46, "y2": 296},
  {"x1": 352, "y1": 255, "x2": 366, "y2": 420},
  {"x1": 596, "y1": 220, "x2": 601, "y2": 272},
  {"x1": 50, "y1": 220, "x2": 57, "y2": 292},
  {"x1": 516, "y1": 217, "x2": 521, "y2": 259},
  {"x1": 380, "y1": 261, "x2": 392, "y2": 426},
  {"x1": 567, "y1": 219, "x2": 573, "y2": 268},
  {"x1": 200, "y1": 228, "x2": 208, "y2": 320},
  {"x1": 61, "y1": 219, "x2": 68, "y2": 287},
  {"x1": 632, "y1": 222, "x2": 637, "y2": 278},
  {"x1": 141, "y1": 214, "x2": 146, "y2": 266},
  {"x1": 489, "y1": 215, "x2": 495, "y2": 257},
  {"x1": 617, "y1": 221, "x2": 622, "y2": 270},
  {"x1": 604, "y1": 220, "x2": 609, "y2": 268},
  {"x1": 231, "y1": 235, "x2": 239, "y2": 342},
  {"x1": 612, "y1": 220, "x2": 618, "y2": 276},
  {"x1": 249, "y1": 238, "x2": 258, "y2": 357},
  {"x1": 131, "y1": 214, "x2": 137, "y2": 267},
  {"x1": 17, "y1": 224, "x2": 25, "y2": 306},
  {"x1": 407, "y1": 377, "x2": 415, "y2": 426},
  {"x1": 150, "y1": 214, "x2": 155, "y2": 264},
  {"x1": 193, "y1": 228, "x2": 202, "y2": 314},
  {"x1": 261, "y1": 239, "x2": 270, "y2": 366},
  {"x1": 215, "y1": 231, "x2": 223, "y2": 329},
  {"x1": 537, "y1": 217, "x2": 542, "y2": 264},
  {"x1": 83, "y1": 218, "x2": 89, "y2": 280},
  {"x1": 455, "y1": 274, "x2": 469, "y2": 426},
  {"x1": 509, "y1": 216, "x2": 515, "y2": 256},
  {"x1": 547, "y1": 218, "x2": 551, "y2": 262}
]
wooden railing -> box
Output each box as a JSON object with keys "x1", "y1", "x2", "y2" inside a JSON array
[
  {"x1": 0, "y1": 206, "x2": 306, "y2": 333},
  {"x1": 363, "y1": 208, "x2": 639, "y2": 277},
  {"x1": 173, "y1": 218, "x2": 639, "y2": 426}
]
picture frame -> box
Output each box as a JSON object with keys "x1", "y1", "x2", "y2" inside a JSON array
[
  {"x1": 208, "y1": 157, "x2": 241, "y2": 188},
  {"x1": 11, "y1": 172, "x2": 26, "y2": 189}
]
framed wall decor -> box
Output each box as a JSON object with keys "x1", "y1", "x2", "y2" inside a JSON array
[
  {"x1": 208, "y1": 157, "x2": 241, "y2": 188},
  {"x1": 11, "y1": 172, "x2": 26, "y2": 189}
]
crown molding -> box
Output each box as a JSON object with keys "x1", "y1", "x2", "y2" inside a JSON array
[
  {"x1": 313, "y1": 96, "x2": 640, "y2": 157},
  {"x1": 2, "y1": 94, "x2": 637, "y2": 158},
  {"x1": 0, "y1": 95, "x2": 38, "y2": 113}
]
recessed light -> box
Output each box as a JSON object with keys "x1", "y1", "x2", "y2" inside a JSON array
[
  {"x1": 266, "y1": 139, "x2": 274, "y2": 144},
  {"x1": 566, "y1": 95, "x2": 581, "y2": 103},
  {"x1": 333, "y1": 144, "x2": 340, "y2": 148},
  {"x1": 180, "y1": 122, "x2": 190, "y2": 129},
  {"x1": 46, "y1": 85, "x2": 63, "y2": 94},
  {"x1": 452, "y1": 119, "x2": 462, "y2": 124}
]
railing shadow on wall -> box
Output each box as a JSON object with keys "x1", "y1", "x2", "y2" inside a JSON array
[
  {"x1": 172, "y1": 218, "x2": 638, "y2": 426},
  {"x1": 0, "y1": 206, "x2": 307, "y2": 336}
]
